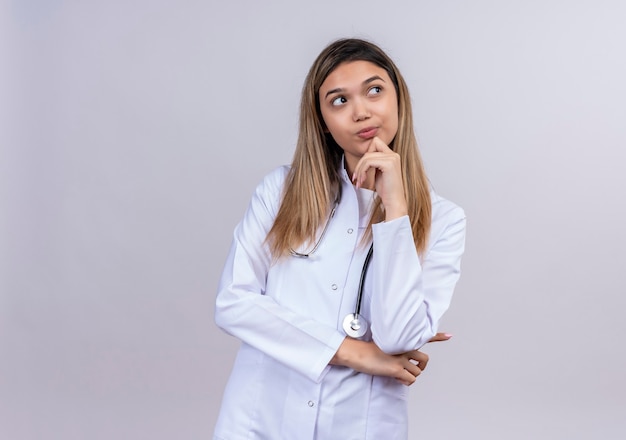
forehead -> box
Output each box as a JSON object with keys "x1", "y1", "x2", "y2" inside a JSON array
[{"x1": 320, "y1": 60, "x2": 391, "y2": 92}]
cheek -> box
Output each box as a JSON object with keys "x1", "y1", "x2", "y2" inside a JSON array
[
  {"x1": 389, "y1": 103, "x2": 399, "y2": 135},
  {"x1": 384, "y1": 116, "x2": 399, "y2": 145},
  {"x1": 319, "y1": 109, "x2": 332, "y2": 131},
  {"x1": 391, "y1": 114, "x2": 399, "y2": 133},
  {"x1": 321, "y1": 114, "x2": 342, "y2": 137}
]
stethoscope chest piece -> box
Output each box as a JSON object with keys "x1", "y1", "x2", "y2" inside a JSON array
[{"x1": 342, "y1": 313, "x2": 368, "y2": 338}]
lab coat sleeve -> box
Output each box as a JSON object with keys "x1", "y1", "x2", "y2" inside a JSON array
[
  {"x1": 215, "y1": 167, "x2": 345, "y2": 383},
  {"x1": 369, "y1": 201, "x2": 466, "y2": 354}
]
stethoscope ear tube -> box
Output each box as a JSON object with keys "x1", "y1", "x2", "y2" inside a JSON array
[{"x1": 342, "y1": 244, "x2": 373, "y2": 338}]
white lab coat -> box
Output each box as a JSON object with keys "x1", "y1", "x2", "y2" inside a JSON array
[{"x1": 214, "y1": 164, "x2": 466, "y2": 440}]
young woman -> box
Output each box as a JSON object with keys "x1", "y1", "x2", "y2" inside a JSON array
[{"x1": 214, "y1": 38, "x2": 466, "y2": 440}]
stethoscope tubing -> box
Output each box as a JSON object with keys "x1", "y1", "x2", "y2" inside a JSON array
[
  {"x1": 286, "y1": 201, "x2": 374, "y2": 338},
  {"x1": 354, "y1": 244, "x2": 374, "y2": 318}
]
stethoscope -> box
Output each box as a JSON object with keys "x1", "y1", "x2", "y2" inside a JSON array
[
  {"x1": 341, "y1": 244, "x2": 373, "y2": 338},
  {"x1": 289, "y1": 202, "x2": 373, "y2": 339}
]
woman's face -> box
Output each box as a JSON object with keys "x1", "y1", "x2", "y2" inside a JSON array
[{"x1": 318, "y1": 60, "x2": 399, "y2": 175}]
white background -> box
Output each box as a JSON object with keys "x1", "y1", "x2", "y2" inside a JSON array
[{"x1": 2, "y1": 0, "x2": 625, "y2": 439}]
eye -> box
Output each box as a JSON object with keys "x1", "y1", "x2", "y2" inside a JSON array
[
  {"x1": 367, "y1": 86, "x2": 382, "y2": 96},
  {"x1": 331, "y1": 96, "x2": 347, "y2": 106}
]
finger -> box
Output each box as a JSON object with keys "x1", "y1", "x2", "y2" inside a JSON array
[
  {"x1": 396, "y1": 362, "x2": 421, "y2": 386},
  {"x1": 369, "y1": 136, "x2": 392, "y2": 153},
  {"x1": 352, "y1": 153, "x2": 396, "y2": 187},
  {"x1": 407, "y1": 350, "x2": 429, "y2": 371},
  {"x1": 428, "y1": 332, "x2": 453, "y2": 343},
  {"x1": 353, "y1": 166, "x2": 376, "y2": 189},
  {"x1": 352, "y1": 156, "x2": 380, "y2": 188},
  {"x1": 402, "y1": 358, "x2": 422, "y2": 378},
  {"x1": 396, "y1": 378, "x2": 414, "y2": 386},
  {"x1": 354, "y1": 137, "x2": 392, "y2": 177},
  {"x1": 366, "y1": 137, "x2": 379, "y2": 153}
]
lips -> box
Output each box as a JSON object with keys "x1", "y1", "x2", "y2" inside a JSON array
[{"x1": 356, "y1": 127, "x2": 378, "y2": 139}]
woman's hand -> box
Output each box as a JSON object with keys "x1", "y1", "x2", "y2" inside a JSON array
[
  {"x1": 352, "y1": 136, "x2": 408, "y2": 221},
  {"x1": 329, "y1": 333, "x2": 452, "y2": 385},
  {"x1": 330, "y1": 338, "x2": 429, "y2": 386}
]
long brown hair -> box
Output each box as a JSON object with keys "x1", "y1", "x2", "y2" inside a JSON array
[{"x1": 266, "y1": 38, "x2": 431, "y2": 258}]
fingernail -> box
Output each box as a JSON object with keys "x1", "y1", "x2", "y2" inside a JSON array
[{"x1": 445, "y1": 333, "x2": 453, "y2": 338}]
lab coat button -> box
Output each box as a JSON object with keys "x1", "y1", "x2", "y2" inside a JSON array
[
  {"x1": 347, "y1": 228, "x2": 354, "y2": 234},
  {"x1": 331, "y1": 284, "x2": 338, "y2": 290},
  {"x1": 308, "y1": 400, "x2": 315, "y2": 407}
]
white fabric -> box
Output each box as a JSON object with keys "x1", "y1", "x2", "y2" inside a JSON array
[{"x1": 214, "y1": 165, "x2": 466, "y2": 440}]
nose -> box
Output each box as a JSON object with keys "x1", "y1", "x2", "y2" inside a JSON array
[{"x1": 352, "y1": 98, "x2": 370, "y2": 122}]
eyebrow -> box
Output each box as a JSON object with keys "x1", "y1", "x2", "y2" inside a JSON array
[{"x1": 324, "y1": 75, "x2": 386, "y2": 99}]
